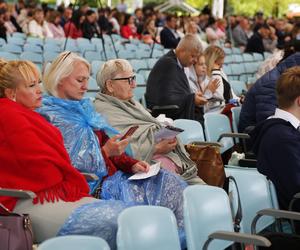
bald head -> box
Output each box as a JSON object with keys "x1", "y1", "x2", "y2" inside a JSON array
[{"x1": 175, "y1": 34, "x2": 202, "y2": 67}]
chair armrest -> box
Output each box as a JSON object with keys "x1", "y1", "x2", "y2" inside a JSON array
[
  {"x1": 82, "y1": 173, "x2": 99, "y2": 181},
  {"x1": 190, "y1": 141, "x2": 223, "y2": 147},
  {"x1": 238, "y1": 159, "x2": 257, "y2": 168},
  {"x1": 0, "y1": 188, "x2": 36, "y2": 199},
  {"x1": 203, "y1": 230, "x2": 271, "y2": 250},
  {"x1": 293, "y1": 192, "x2": 300, "y2": 200},
  {"x1": 251, "y1": 208, "x2": 300, "y2": 233},
  {"x1": 151, "y1": 105, "x2": 179, "y2": 118},
  {"x1": 217, "y1": 133, "x2": 250, "y2": 142}
]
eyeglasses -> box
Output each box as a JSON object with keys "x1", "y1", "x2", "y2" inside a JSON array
[{"x1": 111, "y1": 75, "x2": 136, "y2": 85}]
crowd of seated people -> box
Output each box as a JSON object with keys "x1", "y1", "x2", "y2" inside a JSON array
[{"x1": 0, "y1": 0, "x2": 298, "y2": 52}]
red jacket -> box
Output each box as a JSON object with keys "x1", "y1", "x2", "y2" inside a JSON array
[
  {"x1": 64, "y1": 22, "x2": 83, "y2": 39},
  {"x1": 0, "y1": 99, "x2": 89, "y2": 211}
]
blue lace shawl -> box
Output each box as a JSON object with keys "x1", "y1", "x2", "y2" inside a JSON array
[{"x1": 37, "y1": 95, "x2": 119, "y2": 193}]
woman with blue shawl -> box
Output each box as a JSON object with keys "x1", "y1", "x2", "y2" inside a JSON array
[{"x1": 38, "y1": 51, "x2": 187, "y2": 247}]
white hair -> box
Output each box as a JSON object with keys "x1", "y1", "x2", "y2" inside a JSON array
[
  {"x1": 43, "y1": 51, "x2": 90, "y2": 96},
  {"x1": 96, "y1": 59, "x2": 133, "y2": 91}
]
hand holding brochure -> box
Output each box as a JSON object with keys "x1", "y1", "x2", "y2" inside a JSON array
[
  {"x1": 128, "y1": 162, "x2": 161, "y2": 180},
  {"x1": 154, "y1": 125, "x2": 184, "y2": 142}
]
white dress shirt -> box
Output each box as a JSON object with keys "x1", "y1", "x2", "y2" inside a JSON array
[{"x1": 269, "y1": 108, "x2": 300, "y2": 130}]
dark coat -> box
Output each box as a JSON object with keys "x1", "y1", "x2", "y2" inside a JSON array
[
  {"x1": 146, "y1": 50, "x2": 198, "y2": 121},
  {"x1": 245, "y1": 32, "x2": 265, "y2": 54},
  {"x1": 251, "y1": 118, "x2": 300, "y2": 211},
  {"x1": 239, "y1": 52, "x2": 300, "y2": 133},
  {"x1": 160, "y1": 27, "x2": 180, "y2": 49}
]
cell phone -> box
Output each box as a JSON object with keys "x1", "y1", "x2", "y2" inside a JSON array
[
  {"x1": 120, "y1": 125, "x2": 139, "y2": 140},
  {"x1": 165, "y1": 125, "x2": 184, "y2": 133}
]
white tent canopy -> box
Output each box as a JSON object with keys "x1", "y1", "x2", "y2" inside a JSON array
[{"x1": 155, "y1": 0, "x2": 200, "y2": 14}]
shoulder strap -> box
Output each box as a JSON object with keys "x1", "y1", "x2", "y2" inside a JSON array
[{"x1": 227, "y1": 176, "x2": 243, "y2": 232}]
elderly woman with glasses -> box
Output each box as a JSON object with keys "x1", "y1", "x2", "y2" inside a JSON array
[
  {"x1": 94, "y1": 59, "x2": 205, "y2": 186},
  {"x1": 38, "y1": 52, "x2": 188, "y2": 247}
]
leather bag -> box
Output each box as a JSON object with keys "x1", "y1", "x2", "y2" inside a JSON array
[
  {"x1": 185, "y1": 144, "x2": 226, "y2": 187},
  {"x1": 0, "y1": 204, "x2": 33, "y2": 250}
]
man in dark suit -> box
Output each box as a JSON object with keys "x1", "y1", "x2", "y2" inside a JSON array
[
  {"x1": 245, "y1": 23, "x2": 271, "y2": 54},
  {"x1": 146, "y1": 34, "x2": 206, "y2": 122},
  {"x1": 160, "y1": 14, "x2": 180, "y2": 49}
]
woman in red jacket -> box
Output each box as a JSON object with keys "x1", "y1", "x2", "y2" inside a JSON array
[
  {"x1": 0, "y1": 60, "x2": 127, "y2": 249},
  {"x1": 120, "y1": 14, "x2": 140, "y2": 39}
]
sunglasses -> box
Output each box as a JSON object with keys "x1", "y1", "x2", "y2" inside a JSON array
[{"x1": 111, "y1": 75, "x2": 136, "y2": 85}]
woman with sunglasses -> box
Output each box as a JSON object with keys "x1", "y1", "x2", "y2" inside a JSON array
[
  {"x1": 0, "y1": 59, "x2": 128, "y2": 249},
  {"x1": 94, "y1": 59, "x2": 205, "y2": 185},
  {"x1": 38, "y1": 52, "x2": 188, "y2": 248}
]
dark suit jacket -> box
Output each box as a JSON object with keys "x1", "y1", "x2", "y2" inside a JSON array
[
  {"x1": 146, "y1": 50, "x2": 199, "y2": 121},
  {"x1": 245, "y1": 32, "x2": 265, "y2": 54},
  {"x1": 160, "y1": 27, "x2": 180, "y2": 49}
]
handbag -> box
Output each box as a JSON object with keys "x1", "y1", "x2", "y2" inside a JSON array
[
  {"x1": 185, "y1": 143, "x2": 226, "y2": 187},
  {"x1": 0, "y1": 204, "x2": 33, "y2": 250}
]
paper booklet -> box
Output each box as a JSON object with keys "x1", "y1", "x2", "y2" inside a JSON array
[
  {"x1": 154, "y1": 125, "x2": 184, "y2": 142},
  {"x1": 128, "y1": 162, "x2": 161, "y2": 180}
]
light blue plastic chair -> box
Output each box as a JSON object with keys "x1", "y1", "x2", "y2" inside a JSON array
[
  {"x1": 229, "y1": 80, "x2": 247, "y2": 96},
  {"x1": 231, "y1": 106, "x2": 241, "y2": 133},
  {"x1": 43, "y1": 51, "x2": 60, "y2": 63},
  {"x1": 91, "y1": 60, "x2": 105, "y2": 78},
  {"x1": 117, "y1": 206, "x2": 181, "y2": 250},
  {"x1": 252, "y1": 53, "x2": 264, "y2": 62},
  {"x1": 135, "y1": 73, "x2": 145, "y2": 86},
  {"x1": 242, "y1": 53, "x2": 254, "y2": 62},
  {"x1": 183, "y1": 185, "x2": 271, "y2": 250},
  {"x1": 0, "y1": 51, "x2": 19, "y2": 60},
  {"x1": 173, "y1": 119, "x2": 205, "y2": 144},
  {"x1": 133, "y1": 86, "x2": 146, "y2": 106},
  {"x1": 88, "y1": 77, "x2": 99, "y2": 92},
  {"x1": 26, "y1": 37, "x2": 43, "y2": 46},
  {"x1": 2, "y1": 43, "x2": 23, "y2": 54},
  {"x1": 146, "y1": 58, "x2": 158, "y2": 69},
  {"x1": 204, "y1": 113, "x2": 234, "y2": 154},
  {"x1": 118, "y1": 49, "x2": 136, "y2": 60},
  {"x1": 129, "y1": 59, "x2": 148, "y2": 73},
  {"x1": 37, "y1": 235, "x2": 110, "y2": 250},
  {"x1": 7, "y1": 36, "x2": 24, "y2": 46},
  {"x1": 24, "y1": 43, "x2": 43, "y2": 53},
  {"x1": 184, "y1": 185, "x2": 236, "y2": 250},
  {"x1": 43, "y1": 43, "x2": 62, "y2": 53},
  {"x1": 11, "y1": 32, "x2": 26, "y2": 39},
  {"x1": 225, "y1": 167, "x2": 277, "y2": 234},
  {"x1": 0, "y1": 37, "x2": 6, "y2": 46},
  {"x1": 84, "y1": 51, "x2": 103, "y2": 63}
]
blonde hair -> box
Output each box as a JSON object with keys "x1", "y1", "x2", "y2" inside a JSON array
[
  {"x1": 96, "y1": 59, "x2": 133, "y2": 91},
  {"x1": 43, "y1": 51, "x2": 90, "y2": 96},
  {"x1": 203, "y1": 45, "x2": 225, "y2": 77},
  {"x1": 0, "y1": 59, "x2": 40, "y2": 98}
]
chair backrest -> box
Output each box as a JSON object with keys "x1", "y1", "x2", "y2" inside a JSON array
[
  {"x1": 133, "y1": 86, "x2": 146, "y2": 106},
  {"x1": 37, "y1": 235, "x2": 110, "y2": 250},
  {"x1": 117, "y1": 206, "x2": 181, "y2": 250},
  {"x1": 225, "y1": 167, "x2": 276, "y2": 234},
  {"x1": 231, "y1": 106, "x2": 241, "y2": 133},
  {"x1": 204, "y1": 113, "x2": 234, "y2": 154},
  {"x1": 91, "y1": 60, "x2": 105, "y2": 78},
  {"x1": 184, "y1": 185, "x2": 235, "y2": 250},
  {"x1": 173, "y1": 119, "x2": 205, "y2": 144},
  {"x1": 229, "y1": 80, "x2": 247, "y2": 96},
  {"x1": 0, "y1": 51, "x2": 19, "y2": 60},
  {"x1": 88, "y1": 77, "x2": 99, "y2": 91}
]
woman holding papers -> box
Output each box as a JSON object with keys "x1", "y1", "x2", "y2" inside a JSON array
[
  {"x1": 94, "y1": 58, "x2": 205, "y2": 185},
  {"x1": 38, "y1": 52, "x2": 187, "y2": 247}
]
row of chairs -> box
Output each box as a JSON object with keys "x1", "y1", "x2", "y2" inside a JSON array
[{"x1": 37, "y1": 167, "x2": 299, "y2": 250}]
